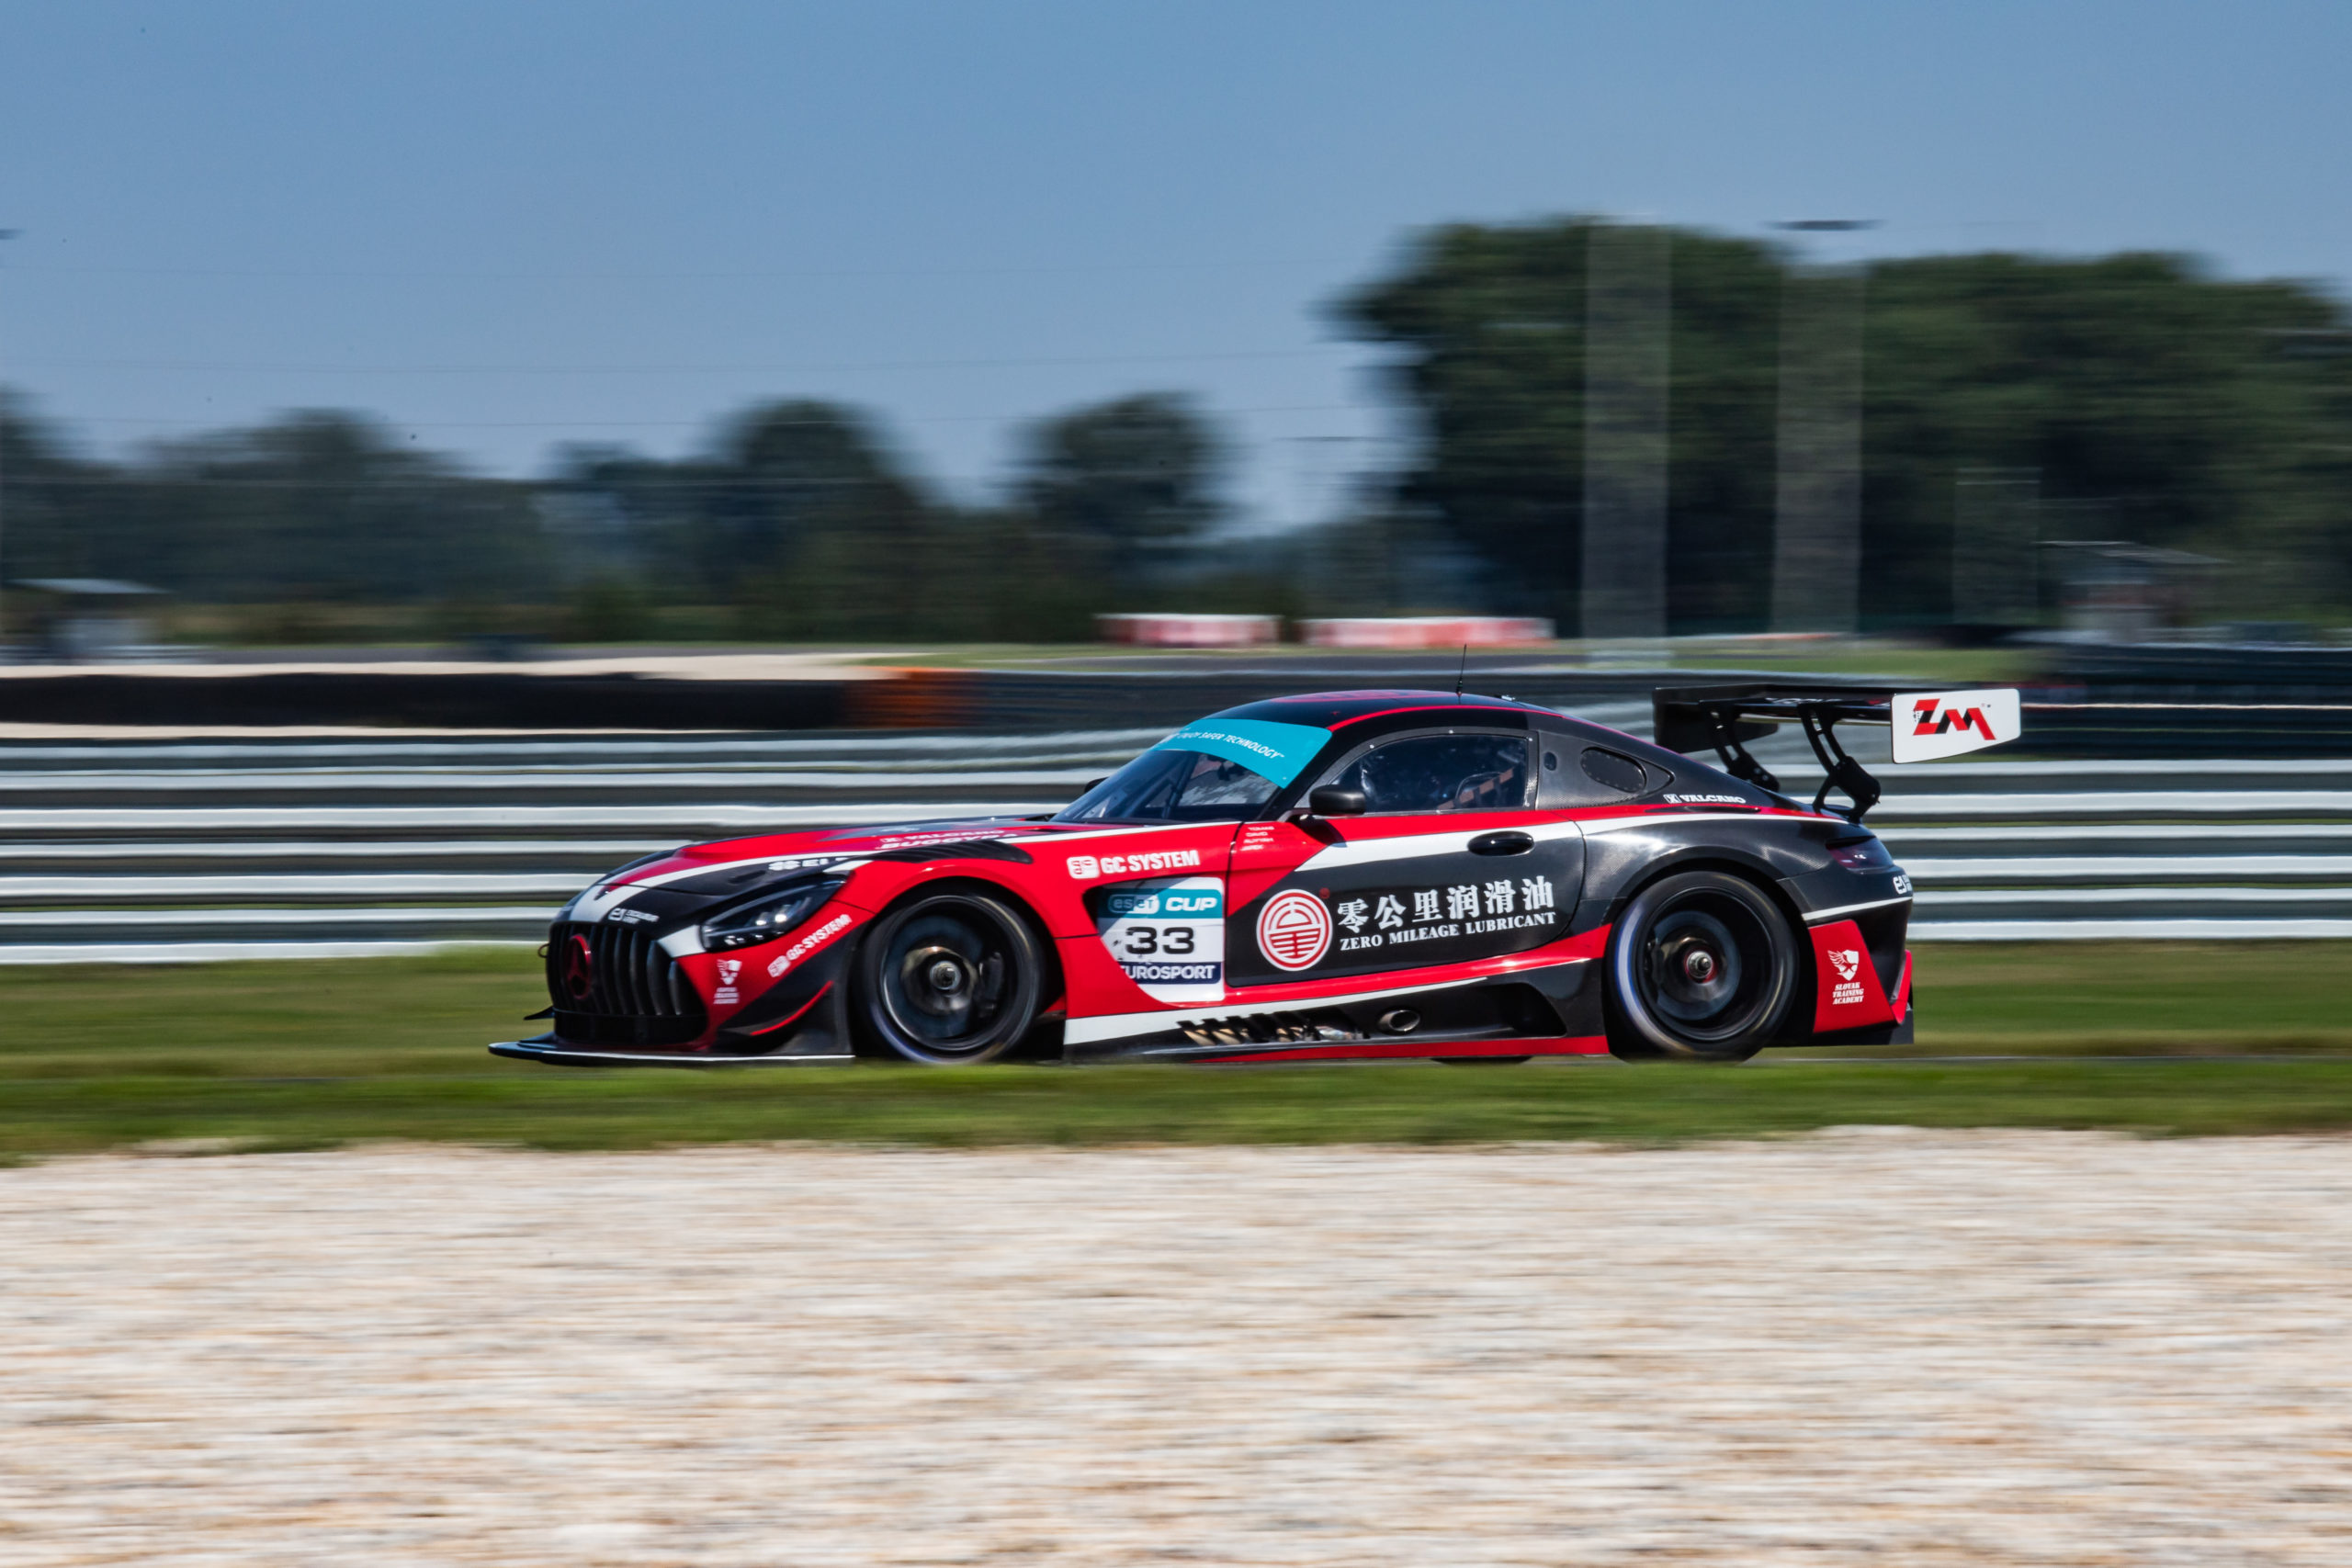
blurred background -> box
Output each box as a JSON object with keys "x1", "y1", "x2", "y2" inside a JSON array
[
  {"x1": 4, "y1": 1, "x2": 2352, "y2": 969},
  {"x1": 3, "y1": 1, "x2": 2350, "y2": 655}
]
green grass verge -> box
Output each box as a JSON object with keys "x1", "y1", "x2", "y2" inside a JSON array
[{"x1": 2, "y1": 942, "x2": 2347, "y2": 1157}]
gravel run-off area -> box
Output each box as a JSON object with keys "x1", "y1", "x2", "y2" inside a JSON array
[{"x1": 5, "y1": 1133, "x2": 2351, "y2": 1566}]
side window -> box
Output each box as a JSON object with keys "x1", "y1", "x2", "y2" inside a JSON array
[
  {"x1": 1331, "y1": 734, "x2": 1532, "y2": 813},
  {"x1": 1541, "y1": 741, "x2": 1667, "y2": 806},
  {"x1": 1578, "y1": 746, "x2": 1651, "y2": 795}
]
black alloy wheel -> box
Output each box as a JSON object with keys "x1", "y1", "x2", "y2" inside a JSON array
[
  {"x1": 1604, "y1": 871, "x2": 1799, "y2": 1063},
  {"x1": 853, "y1": 891, "x2": 1044, "y2": 1065}
]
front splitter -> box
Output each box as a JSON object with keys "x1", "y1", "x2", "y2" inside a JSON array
[{"x1": 488, "y1": 1040, "x2": 854, "y2": 1068}]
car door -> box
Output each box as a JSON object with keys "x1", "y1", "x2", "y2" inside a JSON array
[{"x1": 1224, "y1": 728, "x2": 1585, "y2": 987}]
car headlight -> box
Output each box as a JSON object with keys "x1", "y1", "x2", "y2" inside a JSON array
[{"x1": 701, "y1": 880, "x2": 840, "y2": 953}]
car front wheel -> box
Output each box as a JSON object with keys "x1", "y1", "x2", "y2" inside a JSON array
[
  {"x1": 852, "y1": 891, "x2": 1044, "y2": 1065},
  {"x1": 1604, "y1": 871, "x2": 1799, "y2": 1063}
]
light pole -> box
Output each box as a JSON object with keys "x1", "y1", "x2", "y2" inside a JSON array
[
  {"x1": 1582, "y1": 219, "x2": 1671, "y2": 648},
  {"x1": 1769, "y1": 220, "x2": 1875, "y2": 637},
  {"x1": 0, "y1": 229, "x2": 15, "y2": 652}
]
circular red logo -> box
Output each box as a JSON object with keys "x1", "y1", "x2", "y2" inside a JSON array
[{"x1": 1256, "y1": 890, "x2": 1333, "y2": 971}]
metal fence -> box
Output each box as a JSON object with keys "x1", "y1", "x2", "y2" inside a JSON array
[{"x1": 4, "y1": 722, "x2": 2348, "y2": 962}]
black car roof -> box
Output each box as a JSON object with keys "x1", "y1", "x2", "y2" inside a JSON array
[
  {"x1": 1208, "y1": 688, "x2": 1719, "y2": 784},
  {"x1": 1210, "y1": 689, "x2": 1560, "y2": 732}
]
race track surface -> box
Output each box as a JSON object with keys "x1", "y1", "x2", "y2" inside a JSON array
[{"x1": 5, "y1": 1133, "x2": 2349, "y2": 1564}]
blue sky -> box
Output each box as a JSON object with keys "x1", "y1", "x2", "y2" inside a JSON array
[{"x1": 3, "y1": 0, "x2": 2346, "y2": 525}]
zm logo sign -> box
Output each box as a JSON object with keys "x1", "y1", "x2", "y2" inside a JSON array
[
  {"x1": 1911, "y1": 699, "x2": 1994, "y2": 739},
  {"x1": 1891, "y1": 688, "x2": 2020, "y2": 764}
]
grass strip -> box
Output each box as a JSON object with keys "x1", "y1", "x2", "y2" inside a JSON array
[
  {"x1": 7, "y1": 1060, "x2": 2352, "y2": 1158},
  {"x1": 2, "y1": 941, "x2": 2349, "y2": 1156}
]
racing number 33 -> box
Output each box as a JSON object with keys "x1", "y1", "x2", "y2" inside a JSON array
[{"x1": 1094, "y1": 875, "x2": 1227, "y2": 1005}]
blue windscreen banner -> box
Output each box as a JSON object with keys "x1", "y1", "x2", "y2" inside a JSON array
[{"x1": 1152, "y1": 718, "x2": 1330, "y2": 788}]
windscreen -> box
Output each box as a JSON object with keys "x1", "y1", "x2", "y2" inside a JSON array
[
  {"x1": 1055, "y1": 747, "x2": 1283, "y2": 824},
  {"x1": 1054, "y1": 716, "x2": 1330, "y2": 825}
]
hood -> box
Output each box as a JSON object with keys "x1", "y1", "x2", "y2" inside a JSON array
[{"x1": 565, "y1": 816, "x2": 1067, "y2": 926}]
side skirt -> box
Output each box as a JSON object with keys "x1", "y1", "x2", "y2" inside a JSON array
[{"x1": 1068, "y1": 960, "x2": 1602, "y2": 1065}]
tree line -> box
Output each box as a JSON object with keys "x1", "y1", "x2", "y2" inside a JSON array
[
  {"x1": 0, "y1": 389, "x2": 1245, "y2": 642},
  {"x1": 6, "y1": 216, "x2": 2350, "y2": 640},
  {"x1": 1343, "y1": 220, "x2": 2352, "y2": 629}
]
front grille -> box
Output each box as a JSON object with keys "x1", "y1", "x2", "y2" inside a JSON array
[{"x1": 546, "y1": 920, "x2": 707, "y2": 1047}]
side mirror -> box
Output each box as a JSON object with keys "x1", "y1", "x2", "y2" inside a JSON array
[
  {"x1": 1306, "y1": 785, "x2": 1368, "y2": 818},
  {"x1": 1076, "y1": 777, "x2": 1104, "y2": 798}
]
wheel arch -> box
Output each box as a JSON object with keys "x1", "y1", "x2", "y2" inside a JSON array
[
  {"x1": 1587, "y1": 843, "x2": 1805, "y2": 938},
  {"x1": 1597, "y1": 854, "x2": 1815, "y2": 1059},
  {"x1": 847, "y1": 871, "x2": 1068, "y2": 1016}
]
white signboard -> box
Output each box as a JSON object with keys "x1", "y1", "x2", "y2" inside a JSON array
[{"x1": 1891, "y1": 688, "x2": 2022, "y2": 763}]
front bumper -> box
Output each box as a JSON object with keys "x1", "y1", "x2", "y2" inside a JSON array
[{"x1": 517, "y1": 913, "x2": 861, "y2": 1066}]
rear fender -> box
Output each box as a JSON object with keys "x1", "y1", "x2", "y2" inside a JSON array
[{"x1": 1576, "y1": 836, "x2": 1798, "y2": 936}]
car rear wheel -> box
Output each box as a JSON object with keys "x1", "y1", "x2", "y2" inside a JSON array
[
  {"x1": 1604, "y1": 871, "x2": 1798, "y2": 1063},
  {"x1": 852, "y1": 891, "x2": 1043, "y2": 1065}
]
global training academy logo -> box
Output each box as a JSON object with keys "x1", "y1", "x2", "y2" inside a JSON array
[{"x1": 1256, "y1": 890, "x2": 1333, "y2": 971}]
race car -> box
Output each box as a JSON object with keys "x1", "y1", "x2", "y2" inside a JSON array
[{"x1": 490, "y1": 683, "x2": 2019, "y2": 1068}]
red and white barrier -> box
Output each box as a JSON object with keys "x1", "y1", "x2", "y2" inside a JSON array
[
  {"x1": 1094, "y1": 613, "x2": 1282, "y2": 649},
  {"x1": 1298, "y1": 616, "x2": 1555, "y2": 649}
]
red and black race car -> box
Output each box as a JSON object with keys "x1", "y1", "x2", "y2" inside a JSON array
[{"x1": 491, "y1": 683, "x2": 2019, "y2": 1068}]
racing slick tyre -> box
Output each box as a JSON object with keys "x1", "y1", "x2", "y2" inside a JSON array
[
  {"x1": 852, "y1": 890, "x2": 1044, "y2": 1066},
  {"x1": 1603, "y1": 871, "x2": 1799, "y2": 1064}
]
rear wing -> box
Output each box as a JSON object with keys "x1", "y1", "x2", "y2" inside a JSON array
[{"x1": 1652, "y1": 683, "x2": 2021, "y2": 823}]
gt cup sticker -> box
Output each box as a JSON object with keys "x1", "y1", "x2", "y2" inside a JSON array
[
  {"x1": 1095, "y1": 874, "x2": 1225, "y2": 1004},
  {"x1": 1256, "y1": 889, "x2": 1333, "y2": 972}
]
